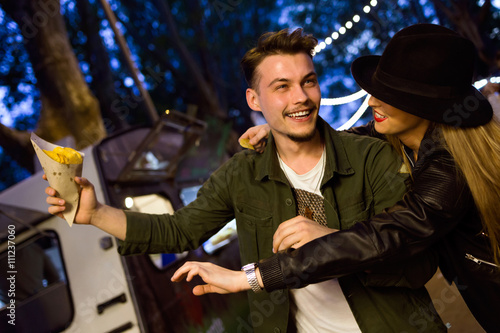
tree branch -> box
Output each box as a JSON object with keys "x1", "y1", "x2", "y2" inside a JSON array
[
  {"x1": 0, "y1": 124, "x2": 34, "y2": 173},
  {"x1": 151, "y1": 0, "x2": 226, "y2": 118}
]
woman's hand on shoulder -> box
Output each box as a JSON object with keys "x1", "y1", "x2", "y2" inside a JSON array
[{"x1": 239, "y1": 123, "x2": 270, "y2": 153}]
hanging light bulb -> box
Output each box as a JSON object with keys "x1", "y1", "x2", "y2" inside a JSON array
[{"x1": 314, "y1": 1, "x2": 376, "y2": 54}]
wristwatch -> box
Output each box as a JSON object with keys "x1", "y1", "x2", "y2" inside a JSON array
[{"x1": 241, "y1": 263, "x2": 263, "y2": 293}]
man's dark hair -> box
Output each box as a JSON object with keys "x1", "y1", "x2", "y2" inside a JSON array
[{"x1": 241, "y1": 28, "x2": 318, "y2": 90}]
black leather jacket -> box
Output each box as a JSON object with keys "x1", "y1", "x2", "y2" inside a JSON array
[{"x1": 258, "y1": 123, "x2": 500, "y2": 332}]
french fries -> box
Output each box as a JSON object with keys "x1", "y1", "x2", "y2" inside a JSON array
[
  {"x1": 239, "y1": 138, "x2": 255, "y2": 150},
  {"x1": 43, "y1": 147, "x2": 83, "y2": 164}
]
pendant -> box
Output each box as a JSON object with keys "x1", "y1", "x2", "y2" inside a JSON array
[{"x1": 304, "y1": 206, "x2": 314, "y2": 220}]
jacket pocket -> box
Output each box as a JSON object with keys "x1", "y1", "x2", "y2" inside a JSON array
[
  {"x1": 235, "y1": 203, "x2": 273, "y2": 264},
  {"x1": 464, "y1": 253, "x2": 500, "y2": 282},
  {"x1": 337, "y1": 199, "x2": 372, "y2": 229}
]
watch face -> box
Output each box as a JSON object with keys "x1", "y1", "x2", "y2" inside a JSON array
[{"x1": 242, "y1": 263, "x2": 255, "y2": 271}]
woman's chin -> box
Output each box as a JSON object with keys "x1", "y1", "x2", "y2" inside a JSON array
[{"x1": 374, "y1": 122, "x2": 389, "y2": 135}]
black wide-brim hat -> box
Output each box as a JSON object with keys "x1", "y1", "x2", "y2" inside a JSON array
[{"x1": 351, "y1": 23, "x2": 493, "y2": 128}]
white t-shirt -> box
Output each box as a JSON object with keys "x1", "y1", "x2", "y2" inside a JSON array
[{"x1": 278, "y1": 150, "x2": 361, "y2": 333}]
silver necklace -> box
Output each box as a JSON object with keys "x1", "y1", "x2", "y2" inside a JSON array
[{"x1": 277, "y1": 146, "x2": 326, "y2": 222}]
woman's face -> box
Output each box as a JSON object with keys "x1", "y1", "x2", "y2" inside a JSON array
[{"x1": 369, "y1": 96, "x2": 430, "y2": 146}]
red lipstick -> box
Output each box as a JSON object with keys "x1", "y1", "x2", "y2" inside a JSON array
[{"x1": 373, "y1": 111, "x2": 387, "y2": 123}]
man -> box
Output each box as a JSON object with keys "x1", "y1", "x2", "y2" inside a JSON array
[{"x1": 46, "y1": 28, "x2": 444, "y2": 332}]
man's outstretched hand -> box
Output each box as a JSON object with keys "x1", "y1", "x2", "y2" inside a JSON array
[{"x1": 171, "y1": 261, "x2": 252, "y2": 295}]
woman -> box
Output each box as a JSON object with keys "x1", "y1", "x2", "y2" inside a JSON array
[{"x1": 172, "y1": 24, "x2": 500, "y2": 331}]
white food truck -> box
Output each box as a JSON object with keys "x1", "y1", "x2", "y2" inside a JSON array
[{"x1": 0, "y1": 111, "x2": 247, "y2": 333}]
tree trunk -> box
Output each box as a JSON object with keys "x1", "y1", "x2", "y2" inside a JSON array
[
  {"x1": 76, "y1": 0, "x2": 129, "y2": 134},
  {"x1": 432, "y1": 0, "x2": 495, "y2": 69},
  {"x1": 151, "y1": 0, "x2": 226, "y2": 119},
  {"x1": 0, "y1": 0, "x2": 106, "y2": 171}
]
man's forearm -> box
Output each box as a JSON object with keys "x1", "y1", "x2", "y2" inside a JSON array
[{"x1": 91, "y1": 203, "x2": 127, "y2": 240}]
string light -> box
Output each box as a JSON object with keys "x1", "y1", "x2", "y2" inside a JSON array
[
  {"x1": 474, "y1": 76, "x2": 500, "y2": 89},
  {"x1": 335, "y1": 94, "x2": 370, "y2": 130},
  {"x1": 315, "y1": 0, "x2": 496, "y2": 130},
  {"x1": 321, "y1": 89, "x2": 367, "y2": 105},
  {"x1": 325, "y1": 75, "x2": 498, "y2": 130},
  {"x1": 314, "y1": 0, "x2": 378, "y2": 55}
]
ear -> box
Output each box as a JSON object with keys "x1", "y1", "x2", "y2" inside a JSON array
[{"x1": 246, "y1": 88, "x2": 262, "y2": 112}]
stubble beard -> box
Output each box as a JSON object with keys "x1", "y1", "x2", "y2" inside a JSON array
[
  {"x1": 286, "y1": 106, "x2": 318, "y2": 142},
  {"x1": 287, "y1": 129, "x2": 317, "y2": 142}
]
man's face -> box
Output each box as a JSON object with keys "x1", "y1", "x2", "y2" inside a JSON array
[{"x1": 246, "y1": 53, "x2": 321, "y2": 143}]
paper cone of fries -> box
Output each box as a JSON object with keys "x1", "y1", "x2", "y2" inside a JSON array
[{"x1": 31, "y1": 133, "x2": 84, "y2": 227}]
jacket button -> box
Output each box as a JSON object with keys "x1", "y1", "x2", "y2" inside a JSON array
[
  {"x1": 274, "y1": 328, "x2": 281, "y2": 333},
  {"x1": 285, "y1": 198, "x2": 292, "y2": 206}
]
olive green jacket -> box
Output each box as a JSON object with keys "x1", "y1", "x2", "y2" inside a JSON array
[{"x1": 119, "y1": 118, "x2": 445, "y2": 332}]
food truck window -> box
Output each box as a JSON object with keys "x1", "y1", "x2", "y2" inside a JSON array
[
  {"x1": 126, "y1": 187, "x2": 238, "y2": 270},
  {"x1": 180, "y1": 186, "x2": 238, "y2": 255},
  {"x1": 125, "y1": 193, "x2": 189, "y2": 269},
  {"x1": 0, "y1": 231, "x2": 73, "y2": 332}
]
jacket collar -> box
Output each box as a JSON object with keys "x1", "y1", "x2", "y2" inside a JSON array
[
  {"x1": 404, "y1": 124, "x2": 448, "y2": 172},
  {"x1": 255, "y1": 117, "x2": 354, "y2": 184}
]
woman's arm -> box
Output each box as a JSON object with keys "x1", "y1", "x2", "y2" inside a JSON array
[
  {"x1": 171, "y1": 152, "x2": 461, "y2": 296},
  {"x1": 258, "y1": 154, "x2": 472, "y2": 291}
]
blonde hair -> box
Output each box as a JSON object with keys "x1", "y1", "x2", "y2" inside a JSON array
[
  {"x1": 385, "y1": 119, "x2": 500, "y2": 265},
  {"x1": 386, "y1": 134, "x2": 414, "y2": 180},
  {"x1": 441, "y1": 119, "x2": 500, "y2": 265}
]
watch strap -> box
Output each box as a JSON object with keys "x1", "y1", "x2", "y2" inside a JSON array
[{"x1": 242, "y1": 263, "x2": 263, "y2": 293}]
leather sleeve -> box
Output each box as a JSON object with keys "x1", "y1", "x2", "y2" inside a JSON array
[
  {"x1": 358, "y1": 249, "x2": 438, "y2": 289},
  {"x1": 259, "y1": 153, "x2": 472, "y2": 291}
]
